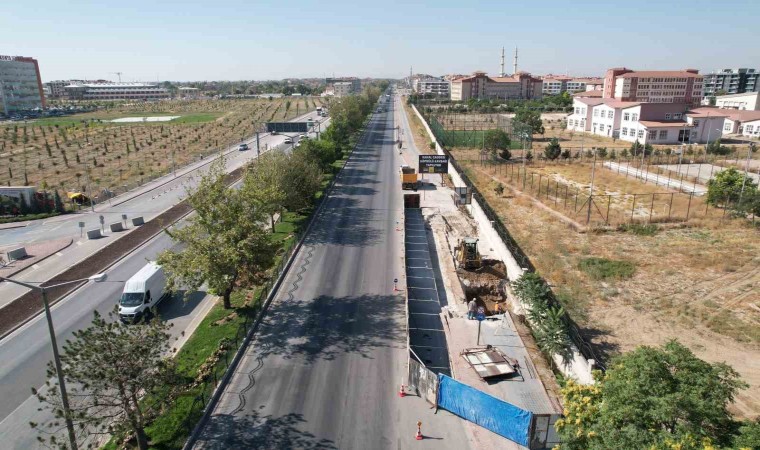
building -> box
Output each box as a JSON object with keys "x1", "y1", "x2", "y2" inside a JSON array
[
  {"x1": 703, "y1": 68, "x2": 759, "y2": 96},
  {"x1": 450, "y1": 71, "x2": 542, "y2": 101},
  {"x1": 0, "y1": 55, "x2": 45, "y2": 115},
  {"x1": 568, "y1": 97, "x2": 725, "y2": 144},
  {"x1": 178, "y1": 86, "x2": 200, "y2": 99},
  {"x1": 714, "y1": 92, "x2": 760, "y2": 111},
  {"x1": 602, "y1": 67, "x2": 703, "y2": 105},
  {"x1": 693, "y1": 107, "x2": 760, "y2": 138},
  {"x1": 326, "y1": 77, "x2": 361, "y2": 96},
  {"x1": 541, "y1": 76, "x2": 603, "y2": 96},
  {"x1": 413, "y1": 77, "x2": 450, "y2": 97},
  {"x1": 64, "y1": 82, "x2": 169, "y2": 101},
  {"x1": 573, "y1": 90, "x2": 603, "y2": 99},
  {"x1": 45, "y1": 80, "x2": 70, "y2": 98}
]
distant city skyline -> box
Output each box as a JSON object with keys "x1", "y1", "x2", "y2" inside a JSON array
[{"x1": 4, "y1": 0, "x2": 759, "y2": 83}]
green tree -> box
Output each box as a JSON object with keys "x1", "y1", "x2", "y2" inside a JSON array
[
  {"x1": 484, "y1": 129, "x2": 511, "y2": 159},
  {"x1": 242, "y1": 152, "x2": 287, "y2": 233},
  {"x1": 514, "y1": 108, "x2": 544, "y2": 135},
  {"x1": 282, "y1": 149, "x2": 324, "y2": 211},
  {"x1": 31, "y1": 308, "x2": 178, "y2": 450},
  {"x1": 706, "y1": 138, "x2": 731, "y2": 155},
  {"x1": 734, "y1": 420, "x2": 760, "y2": 449},
  {"x1": 706, "y1": 167, "x2": 757, "y2": 206},
  {"x1": 494, "y1": 182, "x2": 504, "y2": 196},
  {"x1": 544, "y1": 138, "x2": 561, "y2": 160},
  {"x1": 53, "y1": 189, "x2": 65, "y2": 214},
  {"x1": 556, "y1": 340, "x2": 747, "y2": 450},
  {"x1": 158, "y1": 160, "x2": 277, "y2": 309}
]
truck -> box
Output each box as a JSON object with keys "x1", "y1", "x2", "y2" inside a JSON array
[
  {"x1": 316, "y1": 106, "x2": 323, "y2": 115},
  {"x1": 399, "y1": 165, "x2": 419, "y2": 191},
  {"x1": 118, "y1": 262, "x2": 169, "y2": 323}
]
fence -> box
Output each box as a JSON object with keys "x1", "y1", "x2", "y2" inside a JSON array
[
  {"x1": 429, "y1": 114, "x2": 523, "y2": 149},
  {"x1": 407, "y1": 357, "x2": 438, "y2": 406},
  {"x1": 420, "y1": 108, "x2": 606, "y2": 370}
]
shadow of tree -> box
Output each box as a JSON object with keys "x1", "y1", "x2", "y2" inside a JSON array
[
  {"x1": 254, "y1": 293, "x2": 406, "y2": 363},
  {"x1": 306, "y1": 197, "x2": 382, "y2": 247},
  {"x1": 197, "y1": 410, "x2": 337, "y2": 450}
]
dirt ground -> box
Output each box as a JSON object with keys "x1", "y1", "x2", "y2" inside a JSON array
[
  {"x1": 452, "y1": 151, "x2": 760, "y2": 419},
  {"x1": 457, "y1": 260, "x2": 508, "y2": 314},
  {"x1": 401, "y1": 99, "x2": 435, "y2": 154},
  {"x1": 0, "y1": 97, "x2": 325, "y2": 194}
]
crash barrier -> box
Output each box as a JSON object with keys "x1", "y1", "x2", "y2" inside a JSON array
[
  {"x1": 411, "y1": 103, "x2": 603, "y2": 379},
  {"x1": 437, "y1": 374, "x2": 532, "y2": 447},
  {"x1": 408, "y1": 358, "x2": 438, "y2": 405},
  {"x1": 6, "y1": 247, "x2": 28, "y2": 262},
  {"x1": 132, "y1": 216, "x2": 145, "y2": 226},
  {"x1": 86, "y1": 229, "x2": 102, "y2": 239},
  {"x1": 109, "y1": 222, "x2": 125, "y2": 232}
]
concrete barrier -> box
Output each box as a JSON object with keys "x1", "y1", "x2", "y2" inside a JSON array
[
  {"x1": 131, "y1": 216, "x2": 145, "y2": 226},
  {"x1": 6, "y1": 247, "x2": 28, "y2": 262},
  {"x1": 110, "y1": 222, "x2": 125, "y2": 232},
  {"x1": 86, "y1": 229, "x2": 103, "y2": 240}
]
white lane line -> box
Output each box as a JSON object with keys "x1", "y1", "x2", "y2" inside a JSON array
[
  {"x1": 76, "y1": 241, "x2": 84, "y2": 246},
  {"x1": 31, "y1": 264, "x2": 40, "y2": 270},
  {"x1": 55, "y1": 252, "x2": 64, "y2": 257}
]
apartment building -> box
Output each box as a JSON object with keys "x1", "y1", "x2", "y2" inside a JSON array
[
  {"x1": 64, "y1": 82, "x2": 169, "y2": 100},
  {"x1": 413, "y1": 77, "x2": 450, "y2": 96},
  {"x1": 332, "y1": 81, "x2": 354, "y2": 97},
  {"x1": 450, "y1": 71, "x2": 542, "y2": 101},
  {"x1": 326, "y1": 77, "x2": 361, "y2": 95},
  {"x1": 714, "y1": 92, "x2": 760, "y2": 111},
  {"x1": 703, "y1": 68, "x2": 759, "y2": 96},
  {"x1": 602, "y1": 68, "x2": 703, "y2": 105},
  {"x1": 541, "y1": 76, "x2": 603, "y2": 96},
  {"x1": 0, "y1": 55, "x2": 45, "y2": 115}
]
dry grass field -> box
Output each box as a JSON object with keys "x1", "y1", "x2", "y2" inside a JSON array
[
  {"x1": 0, "y1": 97, "x2": 326, "y2": 195},
  {"x1": 451, "y1": 148, "x2": 760, "y2": 419}
]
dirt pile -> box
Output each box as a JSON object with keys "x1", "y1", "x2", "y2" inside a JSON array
[{"x1": 458, "y1": 260, "x2": 508, "y2": 315}]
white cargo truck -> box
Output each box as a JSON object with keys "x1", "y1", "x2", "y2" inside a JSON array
[{"x1": 119, "y1": 262, "x2": 169, "y2": 323}]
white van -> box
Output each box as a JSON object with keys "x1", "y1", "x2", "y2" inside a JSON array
[{"x1": 119, "y1": 262, "x2": 169, "y2": 323}]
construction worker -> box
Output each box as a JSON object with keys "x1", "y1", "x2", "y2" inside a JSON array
[{"x1": 467, "y1": 298, "x2": 477, "y2": 320}]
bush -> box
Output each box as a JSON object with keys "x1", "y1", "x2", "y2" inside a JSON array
[
  {"x1": 619, "y1": 223, "x2": 659, "y2": 236},
  {"x1": 578, "y1": 257, "x2": 635, "y2": 280},
  {"x1": 544, "y1": 138, "x2": 561, "y2": 160}
]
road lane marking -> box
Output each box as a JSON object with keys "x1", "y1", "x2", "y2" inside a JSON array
[
  {"x1": 55, "y1": 252, "x2": 63, "y2": 257},
  {"x1": 31, "y1": 264, "x2": 40, "y2": 270}
]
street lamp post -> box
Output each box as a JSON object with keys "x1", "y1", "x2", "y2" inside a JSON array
[{"x1": 0, "y1": 273, "x2": 107, "y2": 450}]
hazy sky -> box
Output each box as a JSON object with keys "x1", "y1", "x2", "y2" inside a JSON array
[{"x1": 4, "y1": 0, "x2": 760, "y2": 82}]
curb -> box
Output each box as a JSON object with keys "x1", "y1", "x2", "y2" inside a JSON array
[
  {"x1": 0, "y1": 238, "x2": 74, "y2": 279},
  {"x1": 182, "y1": 111, "x2": 373, "y2": 450}
]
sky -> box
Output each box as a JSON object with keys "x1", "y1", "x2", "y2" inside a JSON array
[{"x1": 4, "y1": 0, "x2": 760, "y2": 83}]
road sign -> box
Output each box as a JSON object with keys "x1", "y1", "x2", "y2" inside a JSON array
[
  {"x1": 266, "y1": 122, "x2": 309, "y2": 133},
  {"x1": 476, "y1": 306, "x2": 486, "y2": 321},
  {"x1": 418, "y1": 154, "x2": 449, "y2": 174},
  {"x1": 99, "y1": 215, "x2": 104, "y2": 224}
]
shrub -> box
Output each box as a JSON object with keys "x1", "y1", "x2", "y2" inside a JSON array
[{"x1": 578, "y1": 257, "x2": 636, "y2": 280}]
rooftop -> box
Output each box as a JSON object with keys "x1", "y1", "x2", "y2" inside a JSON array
[
  {"x1": 65, "y1": 82, "x2": 162, "y2": 88},
  {"x1": 573, "y1": 89, "x2": 603, "y2": 98},
  {"x1": 618, "y1": 70, "x2": 702, "y2": 79},
  {"x1": 715, "y1": 91, "x2": 760, "y2": 100},
  {"x1": 640, "y1": 120, "x2": 694, "y2": 128}
]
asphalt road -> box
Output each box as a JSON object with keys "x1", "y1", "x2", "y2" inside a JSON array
[
  {"x1": 0, "y1": 111, "x2": 329, "y2": 308},
  {"x1": 191, "y1": 94, "x2": 474, "y2": 449},
  {"x1": 0, "y1": 114, "x2": 331, "y2": 448}
]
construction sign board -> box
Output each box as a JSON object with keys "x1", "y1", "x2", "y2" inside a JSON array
[{"x1": 418, "y1": 154, "x2": 449, "y2": 174}]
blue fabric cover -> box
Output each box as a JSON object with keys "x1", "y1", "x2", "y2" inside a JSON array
[{"x1": 437, "y1": 374, "x2": 532, "y2": 447}]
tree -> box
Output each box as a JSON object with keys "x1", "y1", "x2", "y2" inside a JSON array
[
  {"x1": 706, "y1": 138, "x2": 731, "y2": 155},
  {"x1": 281, "y1": 150, "x2": 323, "y2": 211},
  {"x1": 484, "y1": 129, "x2": 511, "y2": 159},
  {"x1": 544, "y1": 138, "x2": 561, "y2": 160},
  {"x1": 158, "y1": 160, "x2": 277, "y2": 309},
  {"x1": 556, "y1": 340, "x2": 747, "y2": 450},
  {"x1": 53, "y1": 189, "x2": 65, "y2": 214},
  {"x1": 494, "y1": 183, "x2": 504, "y2": 196},
  {"x1": 242, "y1": 152, "x2": 287, "y2": 233},
  {"x1": 706, "y1": 167, "x2": 757, "y2": 206},
  {"x1": 514, "y1": 108, "x2": 544, "y2": 135},
  {"x1": 629, "y1": 140, "x2": 653, "y2": 156},
  {"x1": 31, "y1": 308, "x2": 178, "y2": 450}
]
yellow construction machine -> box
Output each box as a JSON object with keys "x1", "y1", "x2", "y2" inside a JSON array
[{"x1": 454, "y1": 237, "x2": 482, "y2": 270}]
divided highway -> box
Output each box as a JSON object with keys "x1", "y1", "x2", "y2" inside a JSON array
[
  {"x1": 0, "y1": 111, "x2": 329, "y2": 449},
  {"x1": 190, "y1": 96, "x2": 473, "y2": 449}
]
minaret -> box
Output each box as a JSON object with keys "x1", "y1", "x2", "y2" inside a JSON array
[
  {"x1": 500, "y1": 47, "x2": 505, "y2": 77},
  {"x1": 513, "y1": 47, "x2": 518, "y2": 75}
]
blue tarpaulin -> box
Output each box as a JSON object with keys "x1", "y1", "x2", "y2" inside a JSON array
[{"x1": 437, "y1": 374, "x2": 533, "y2": 447}]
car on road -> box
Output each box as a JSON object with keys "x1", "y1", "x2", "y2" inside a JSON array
[
  {"x1": 238, "y1": 143, "x2": 249, "y2": 151},
  {"x1": 298, "y1": 134, "x2": 307, "y2": 139},
  {"x1": 284, "y1": 137, "x2": 293, "y2": 144},
  {"x1": 271, "y1": 130, "x2": 278, "y2": 135}
]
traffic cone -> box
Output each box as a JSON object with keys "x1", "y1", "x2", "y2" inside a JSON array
[
  {"x1": 415, "y1": 421, "x2": 423, "y2": 440},
  {"x1": 398, "y1": 383, "x2": 406, "y2": 398}
]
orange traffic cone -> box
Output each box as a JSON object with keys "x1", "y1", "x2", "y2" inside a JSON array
[
  {"x1": 399, "y1": 383, "x2": 406, "y2": 398},
  {"x1": 416, "y1": 421, "x2": 423, "y2": 440}
]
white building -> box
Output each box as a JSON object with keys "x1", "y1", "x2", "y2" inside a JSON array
[
  {"x1": 413, "y1": 78, "x2": 450, "y2": 96},
  {"x1": 0, "y1": 55, "x2": 45, "y2": 114},
  {"x1": 714, "y1": 92, "x2": 760, "y2": 111},
  {"x1": 333, "y1": 81, "x2": 354, "y2": 97},
  {"x1": 64, "y1": 82, "x2": 169, "y2": 100}
]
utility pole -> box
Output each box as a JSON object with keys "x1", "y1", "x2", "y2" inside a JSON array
[
  {"x1": 256, "y1": 131, "x2": 260, "y2": 157},
  {"x1": 587, "y1": 148, "x2": 597, "y2": 224},
  {"x1": 83, "y1": 143, "x2": 94, "y2": 212}
]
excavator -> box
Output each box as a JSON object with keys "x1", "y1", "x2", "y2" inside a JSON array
[{"x1": 454, "y1": 237, "x2": 482, "y2": 270}]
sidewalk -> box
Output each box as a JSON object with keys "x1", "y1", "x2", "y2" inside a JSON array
[{"x1": 0, "y1": 237, "x2": 73, "y2": 279}]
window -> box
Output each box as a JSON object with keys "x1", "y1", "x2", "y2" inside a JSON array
[
  {"x1": 747, "y1": 125, "x2": 754, "y2": 132},
  {"x1": 594, "y1": 109, "x2": 599, "y2": 117},
  {"x1": 624, "y1": 113, "x2": 630, "y2": 121},
  {"x1": 632, "y1": 113, "x2": 639, "y2": 121},
  {"x1": 648, "y1": 130, "x2": 657, "y2": 139},
  {"x1": 638, "y1": 130, "x2": 644, "y2": 138},
  {"x1": 692, "y1": 119, "x2": 700, "y2": 126},
  {"x1": 665, "y1": 113, "x2": 672, "y2": 120},
  {"x1": 673, "y1": 113, "x2": 682, "y2": 119},
  {"x1": 659, "y1": 130, "x2": 668, "y2": 139},
  {"x1": 608, "y1": 111, "x2": 614, "y2": 119},
  {"x1": 575, "y1": 107, "x2": 580, "y2": 114},
  {"x1": 622, "y1": 127, "x2": 628, "y2": 136},
  {"x1": 724, "y1": 123, "x2": 731, "y2": 131}
]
